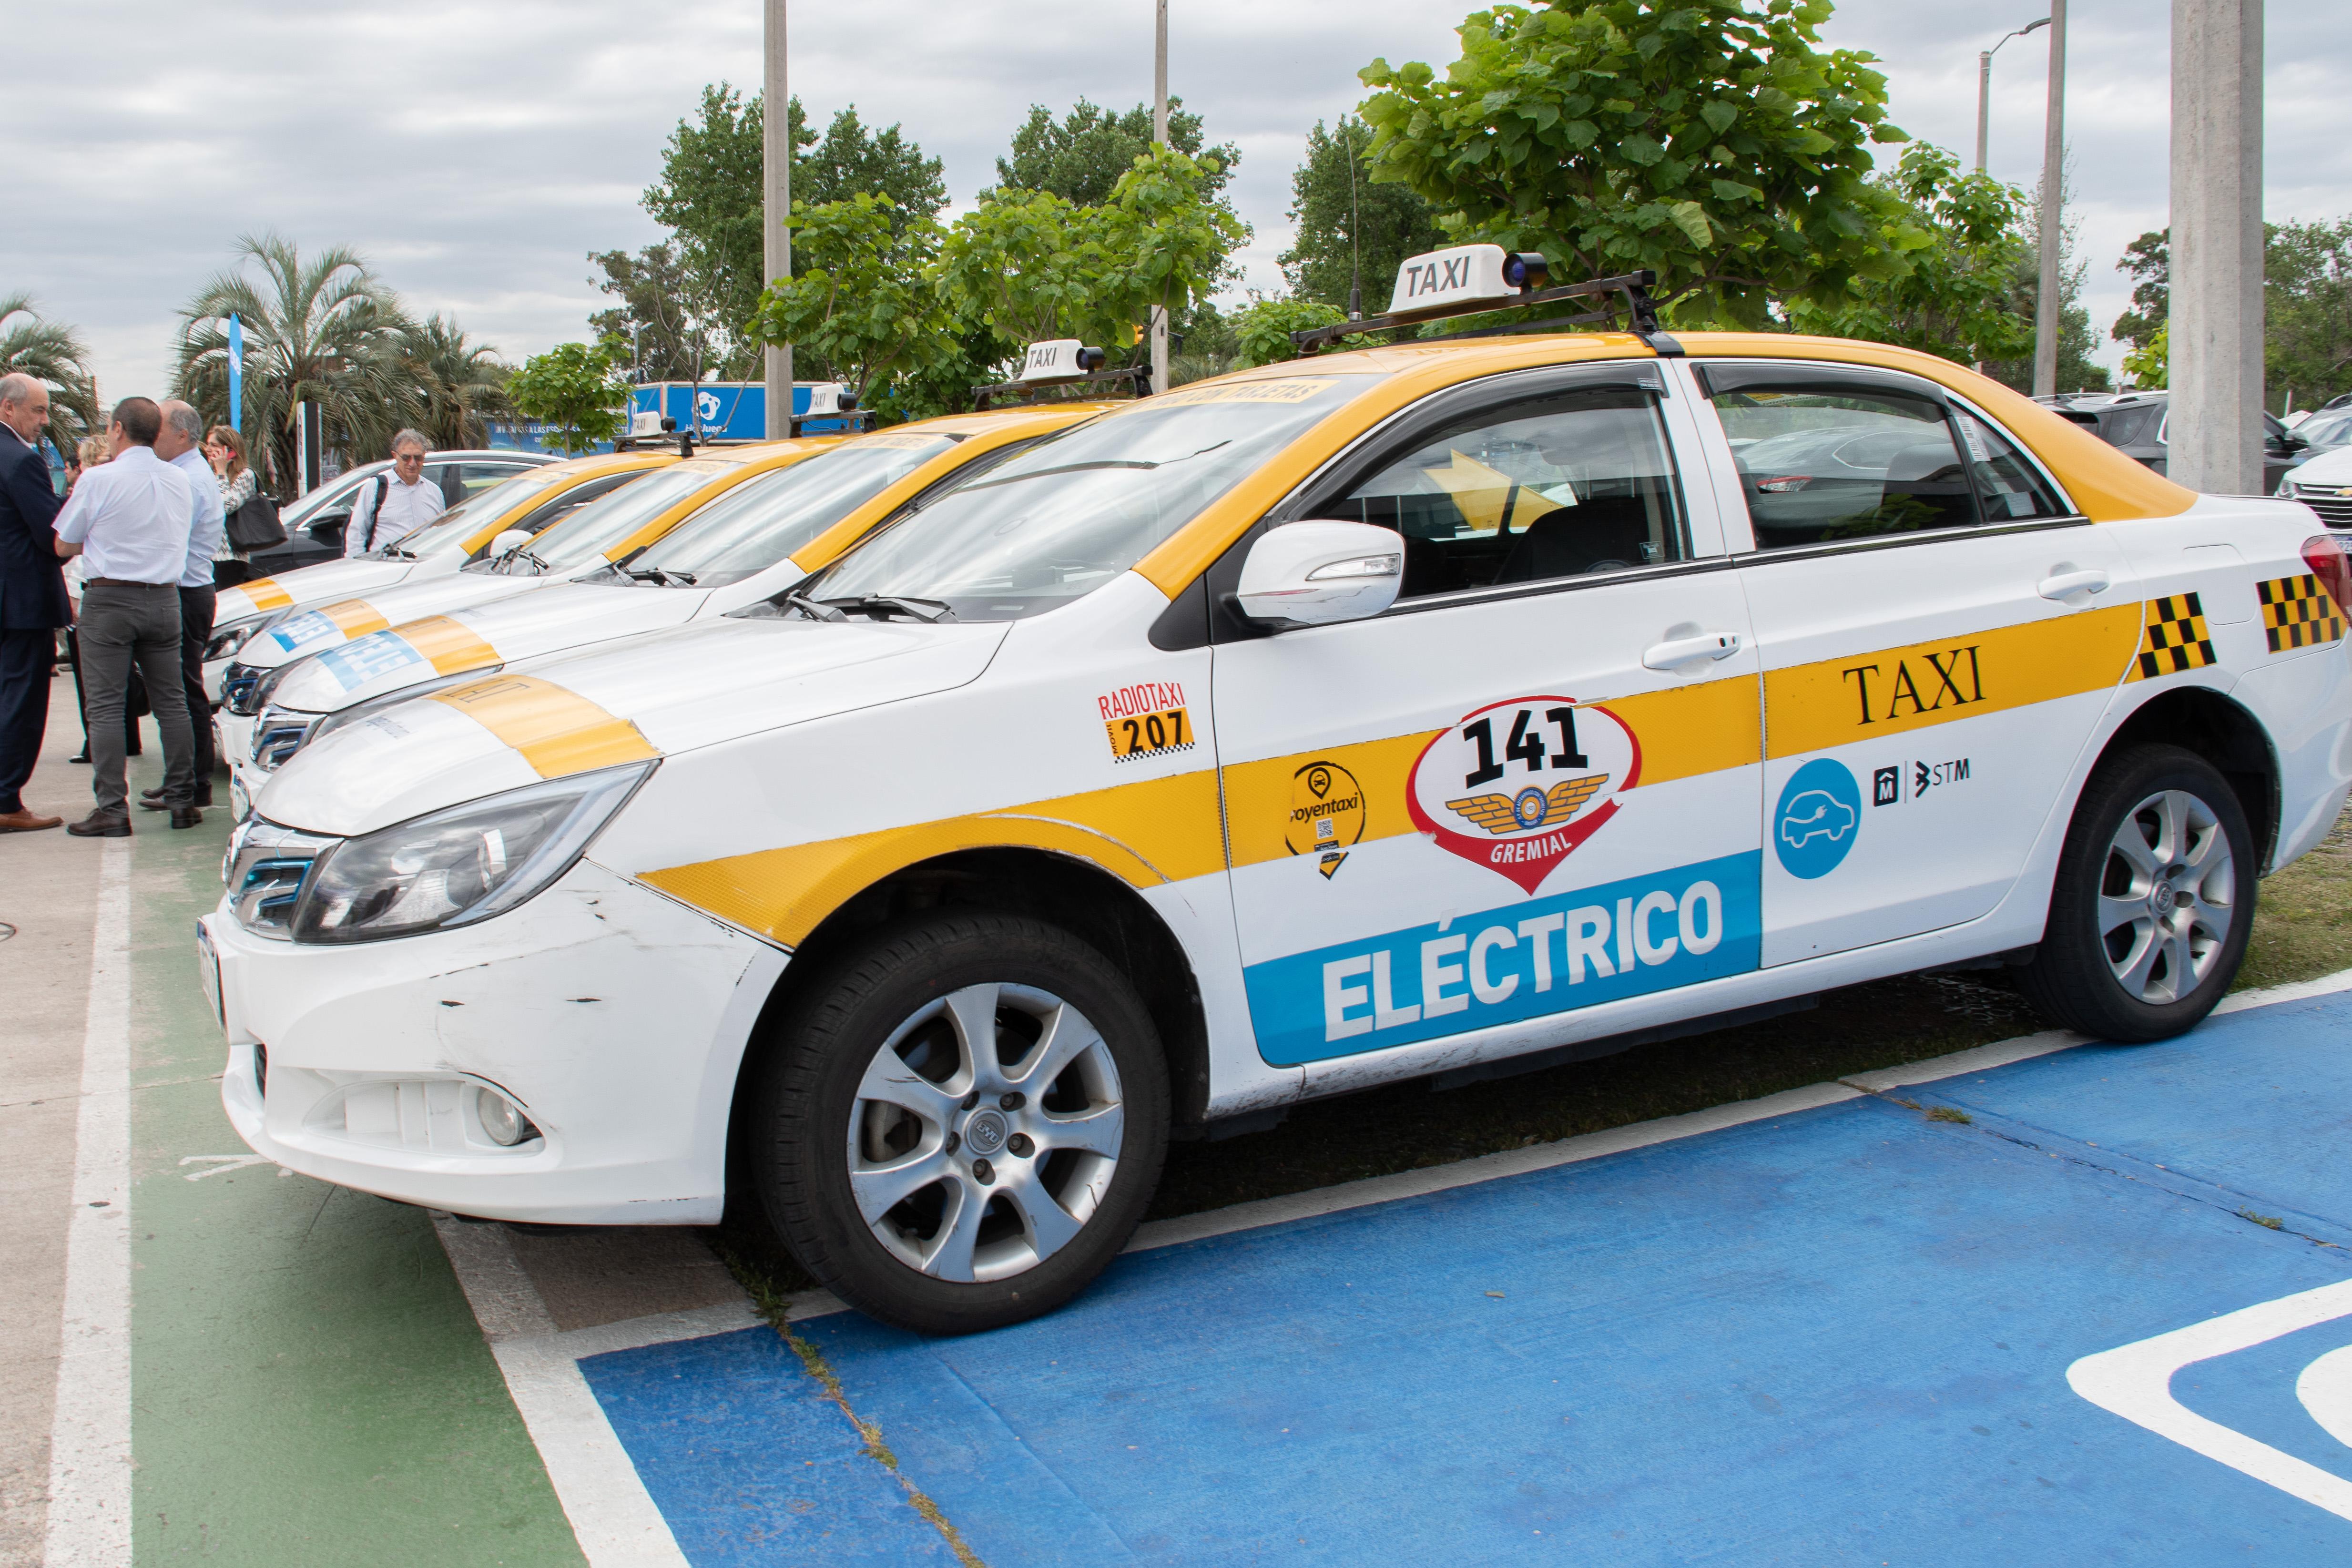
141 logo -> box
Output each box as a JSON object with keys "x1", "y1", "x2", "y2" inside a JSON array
[{"x1": 1407, "y1": 695, "x2": 1640, "y2": 892}]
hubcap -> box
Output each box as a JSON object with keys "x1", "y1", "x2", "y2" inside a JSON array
[
  {"x1": 845, "y1": 983, "x2": 1126, "y2": 1284},
  {"x1": 2097, "y1": 789, "x2": 2234, "y2": 1006}
]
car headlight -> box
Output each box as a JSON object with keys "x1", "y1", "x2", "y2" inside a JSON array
[
  {"x1": 290, "y1": 763, "x2": 653, "y2": 945},
  {"x1": 222, "y1": 658, "x2": 298, "y2": 717},
  {"x1": 207, "y1": 614, "x2": 275, "y2": 664}
]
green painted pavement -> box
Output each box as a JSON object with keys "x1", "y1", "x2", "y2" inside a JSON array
[{"x1": 124, "y1": 763, "x2": 583, "y2": 1565}]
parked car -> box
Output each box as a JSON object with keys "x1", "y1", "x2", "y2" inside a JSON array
[
  {"x1": 2036, "y1": 391, "x2": 2304, "y2": 494},
  {"x1": 250, "y1": 449, "x2": 560, "y2": 573}
]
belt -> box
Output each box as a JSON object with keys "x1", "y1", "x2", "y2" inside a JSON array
[{"x1": 86, "y1": 578, "x2": 177, "y2": 589}]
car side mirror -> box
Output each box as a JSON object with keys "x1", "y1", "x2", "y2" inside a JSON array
[
  {"x1": 489, "y1": 529, "x2": 532, "y2": 558},
  {"x1": 1234, "y1": 520, "x2": 1405, "y2": 628}
]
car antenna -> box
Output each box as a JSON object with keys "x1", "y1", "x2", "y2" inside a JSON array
[{"x1": 1343, "y1": 120, "x2": 1364, "y2": 322}]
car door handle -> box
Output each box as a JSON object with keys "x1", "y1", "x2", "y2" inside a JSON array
[
  {"x1": 1642, "y1": 631, "x2": 1742, "y2": 670},
  {"x1": 2037, "y1": 569, "x2": 2110, "y2": 601}
]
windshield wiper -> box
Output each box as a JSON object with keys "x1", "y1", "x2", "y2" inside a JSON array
[
  {"x1": 783, "y1": 592, "x2": 846, "y2": 621},
  {"x1": 629, "y1": 567, "x2": 698, "y2": 586},
  {"x1": 843, "y1": 595, "x2": 954, "y2": 623},
  {"x1": 383, "y1": 545, "x2": 420, "y2": 560},
  {"x1": 506, "y1": 549, "x2": 550, "y2": 576}
]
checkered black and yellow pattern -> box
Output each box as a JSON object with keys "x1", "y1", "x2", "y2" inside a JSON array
[
  {"x1": 2256, "y1": 573, "x2": 2346, "y2": 653},
  {"x1": 2128, "y1": 592, "x2": 2218, "y2": 682}
]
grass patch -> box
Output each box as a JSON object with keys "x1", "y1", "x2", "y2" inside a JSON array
[
  {"x1": 1926, "y1": 1106, "x2": 1975, "y2": 1124},
  {"x1": 2233, "y1": 802, "x2": 2352, "y2": 992}
]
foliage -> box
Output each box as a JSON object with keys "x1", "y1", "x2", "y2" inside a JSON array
[
  {"x1": 751, "y1": 195, "x2": 957, "y2": 403},
  {"x1": 0, "y1": 293, "x2": 98, "y2": 448},
  {"x1": 508, "y1": 339, "x2": 629, "y2": 455},
  {"x1": 1358, "y1": 0, "x2": 1920, "y2": 328},
  {"x1": 2264, "y1": 218, "x2": 2352, "y2": 411},
  {"x1": 1785, "y1": 143, "x2": 2032, "y2": 365},
  {"x1": 1230, "y1": 298, "x2": 1350, "y2": 369},
  {"x1": 1983, "y1": 178, "x2": 2110, "y2": 395},
  {"x1": 2111, "y1": 228, "x2": 2169, "y2": 353},
  {"x1": 1279, "y1": 116, "x2": 1449, "y2": 313},
  {"x1": 171, "y1": 232, "x2": 418, "y2": 492},
  {"x1": 641, "y1": 86, "x2": 947, "y2": 378},
  {"x1": 994, "y1": 97, "x2": 1237, "y2": 207},
  {"x1": 1094, "y1": 147, "x2": 1252, "y2": 335},
  {"x1": 588, "y1": 241, "x2": 719, "y2": 383},
  {"x1": 400, "y1": 314, "x2": 512, "y2": 450},
  {"x1": 2122, "y1": 323, "x2": 2168, "y2": 390}
]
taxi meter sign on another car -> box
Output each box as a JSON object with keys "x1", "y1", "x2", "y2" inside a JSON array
[{"x1": 1408, "y1": 695, "x2": 1639, "y2": 893}]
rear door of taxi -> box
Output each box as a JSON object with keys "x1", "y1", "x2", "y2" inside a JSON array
[
  {"x1": 1209, "y1": 362, "x2": 1766, "y2": 1074},
  {"x1": 1683, "y1": 359, "x2": 2143, "y2": 966}
]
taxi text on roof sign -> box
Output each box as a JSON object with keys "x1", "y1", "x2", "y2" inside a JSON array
[
  {"x1": 1391, "y1": 244, "x2": 1522, "y2": 318},
  {"x1": 1020, "y1": 340, "x2": 1107, "y2": 384}
]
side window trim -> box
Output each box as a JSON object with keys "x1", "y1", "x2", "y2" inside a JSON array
[{"x1": 1939, "y1": 387, "x2": 2081, "y2": 519}]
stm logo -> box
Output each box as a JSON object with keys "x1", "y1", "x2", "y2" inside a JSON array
[{"x1": 1872, "y1": 757, "x2": 1974, "y2": 806}]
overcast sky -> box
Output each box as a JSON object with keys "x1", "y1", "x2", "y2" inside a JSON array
[{"x1": 6, "y1": 0, "x2": 2346, "y2": 405}]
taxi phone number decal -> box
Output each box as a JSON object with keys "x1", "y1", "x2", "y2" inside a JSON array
[
  {"x1": 1407, "y1": 695, "x2": 1641, "y2": 893},
  {"x1": 1100, "y1": 680, "x2": 1195, "y2": 764}
]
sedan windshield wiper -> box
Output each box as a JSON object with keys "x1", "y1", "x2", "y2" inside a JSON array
[
  {"x1": 783, "y1": 592, "x2": 846, "y2": 622},
  {"x1": 842, "y1": 595, "x2": 954, "y2": 623},
  {"x1": 507, "y1": 549, "x2": 550, "y2": 576},
  {"x1": 629, "y1": 567, "x2": 698, "y2": 586},
  {"x1": 382, "y1": 545, "x2": 420, "y2": 560}
]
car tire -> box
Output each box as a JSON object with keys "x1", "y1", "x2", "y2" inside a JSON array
[
  {"x1": 748, "y1": 910, "x2": 1169, "y2": 1335},
  {"x1": 2014, "y1": 743, "x2": 2257, "y2": 1042}
]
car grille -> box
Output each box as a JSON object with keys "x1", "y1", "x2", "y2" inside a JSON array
[
  {"x1": 221, "y1": 662, "x2": 265, "y2": 715},
  {"x1": 2292, "y1": 489, "x2": 2352, "y2": 529},
  {"x1": 250, "y1": 707, "x2": 319, "y2": 771},
  {"x1": 222, "y1": 817, "x2": 338, "y2": 937}
]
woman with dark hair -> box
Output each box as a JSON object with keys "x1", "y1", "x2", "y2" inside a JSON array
[{"x1": 204, "y1": 424, "x2": 257, "y2": 587}]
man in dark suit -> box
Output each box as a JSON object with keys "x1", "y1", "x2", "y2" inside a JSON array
[{"x1": 0, "y1": 373, "x2": 71, "y2": 832}]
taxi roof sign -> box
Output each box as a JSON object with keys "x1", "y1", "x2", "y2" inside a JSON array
[
  {"x1": 1018, "y1": 341, "x2": 1109, "y2": 384},
  {"x1": 972, "y1": 341, "x2": 1147, "y2": 411},
  {"x1": 1293, "y1": 251, "x2": 1680, "y2": 358},
  {"x1": 1391, "y1": 244, "x2": 1523, "y2": 321}
]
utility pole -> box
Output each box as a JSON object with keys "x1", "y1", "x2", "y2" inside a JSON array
[
  {"x1": 763, "y1": 0, "x2": 792, "y2": 438},
  {"x1": 1150, "y1": 0, "x2": 1170, "y2": 396},
  {"x1": 1976, "y1": 18, "x2": 2049, "y2": 173},
  {"x1": 2032, "y1": 0, "x2": 2067, "y2": 397},
  {"x1": 2170, "y1": 0, "x2": 2266, "y2": 492}
]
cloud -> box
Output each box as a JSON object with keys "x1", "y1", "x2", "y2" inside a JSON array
[{"x1": 5, "y1": 0, "x2": 2345, "y2": 402}]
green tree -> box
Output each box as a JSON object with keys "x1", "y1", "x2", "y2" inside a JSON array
[
  {"x1": 751, "y1": 195, "x2": 956, "y2": 405},
  {"x1": 994, "y1": 97, "x2": 1237, "y2": 207},
  {"x1": 400, "y1": 314, "x2": 512, "y2": 450},
  {"x1": 1985, "y1": 180, "x2": 2110, "y2": 395},
  {"x1": 2264, "y1": 217, "x2": 2352, "y2": 410},
  {"x1": 1358, "y1": 0, "x2": 1920, "y2": 328},
  {"x1": 1279, "y1": 116, "x2": 1448, "y2": 313},
  {"x1": 171, "y1": 232, "x2": 417, "y2": 493},
  {"x1": 2123, "y1": 323, "x2": 2168, "y2": 390},
  {"x1": 1095, "y1": 148, "x2": 1253, "y2": 350},
  {"x1": 641, "y1": 86, "x2": 950, "y2": 377},
  {"x1": 1230, "y1": 298, "x2": 1350, "y2": 368},
  {"x1": 0, "y1": 293, "x2": 98, "y2": 448},
  {"x1": 588, "y1": 242, "x2": 718, "y2": 383},
  {"x1": 1786, "y1": 143, "x2": 2033, "y2": 365},
  {"x1": 508, "y1": 340, "x2": 629, "y2": 454},
  {"x1": 2111, "y1": 228, "x2": 2168, "y2": 353}
]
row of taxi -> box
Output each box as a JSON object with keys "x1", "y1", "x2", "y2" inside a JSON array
[{"x1": 203, "y1": 245, "x2": 2352, "y2": 1333}]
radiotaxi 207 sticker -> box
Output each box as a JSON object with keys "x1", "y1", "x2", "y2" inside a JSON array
[
  {"x1": 1100, "y1": 680, "x2": 1194, "y2": 764},
  {"x1": 1407, "y1": 695, "x2": 1639, "y2": 892}
]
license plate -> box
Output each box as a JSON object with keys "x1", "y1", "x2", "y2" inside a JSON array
[
  {"x1": 229, "y1": 775, "x2": 251, "y2": 822},
  {"x1": 195, "y1": 920, "x2": 223, "y2": 1029}
]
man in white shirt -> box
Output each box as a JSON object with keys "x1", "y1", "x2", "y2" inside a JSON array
[
  {"x1": 51, "y1": 397, "x2": 199, "y2": 834},
  {"x1": 343, "y1": 429, "x2": 445, "y2": 556},
  {"x1": 145, "y1": 400, "x2": 226, "y2": 809}
]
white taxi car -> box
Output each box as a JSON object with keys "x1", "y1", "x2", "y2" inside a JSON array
[
  {"x1": 223, "y1": 408, "x2": 1102, "y2": 813},
  {"x1": 204, "y1": 451, "x2": 678, "y2": 705},
  {"x1": 204, "y1": 251, "x2": 2352, "y2": 1335},
  {"x1": 214, "y1": 439, "x2": 836, "y2": 814}
]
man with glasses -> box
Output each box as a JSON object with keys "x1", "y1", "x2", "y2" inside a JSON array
[{"x1": 342, "y1": 429, "x2": 444, "y2": 557}]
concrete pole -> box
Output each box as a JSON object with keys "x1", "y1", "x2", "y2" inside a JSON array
[
  {"x1": 1976, "y1": 51, "x2": 1992, "y2": 172},
  {"x1": 2032, "y1": 0, "x2": 2067, "y2": 397},
  {"x1": 1150, "y1": 0, "x2": 1170, "y2": 396},
  {"x1": 763, "y1": 0, "x2": 793, "y2": 438},
  {"x1": 2170, "y1": 0, "x2": 2266, "y2": 494}
]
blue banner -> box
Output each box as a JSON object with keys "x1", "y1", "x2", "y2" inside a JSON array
[
  {"x1": 1242, "y1": 852, "x2": 1763, "y2": 1067},
  {"x1": 227, "y1": 314, "x2": 244, "y2": 436}
]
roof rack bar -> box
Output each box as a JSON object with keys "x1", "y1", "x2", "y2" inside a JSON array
[
  {"x1": 969, "y1": 362, "x2": 1153, "y2": 413},
  {"x1": 1291, "y1": 266, "x2": 1682, "y2": 358}
]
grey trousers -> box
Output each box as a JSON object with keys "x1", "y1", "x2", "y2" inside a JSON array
[{"x1": 80, "y1": 582, "x2": 194, "y2": 814}]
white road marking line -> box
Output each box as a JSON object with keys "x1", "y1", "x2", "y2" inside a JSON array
[
  {"x1": 178, "y1": 1153, "x2": 271, "y2": 1181},
  {"x1": 43, "y1": 841, "x2": 132, "y2": 1568},
  {"x1": 430, "y1": 1215, "x2": 692, "y2": 1568},
  {"x1": 2294, "y1": 1342, "x2": 2352, "y2": 1453},
  {"x1": 1127, "y1": 965, "x2": 2352, "y2": 1259},
  {"x1": 2069, "y1": 1278, "x2": 2352, "y2": 1521}
]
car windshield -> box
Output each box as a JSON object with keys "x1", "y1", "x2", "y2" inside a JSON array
[
  {"x1": 281, "y1": 464, "x2": 386, "y2": 527},
  {"x1": 789, "y1": 375, "x2": 1381, "y2": 621},
  {"x1": 489, "y1": 462, "x2": 741, "y2": 575},
  {"x1": 2296, "y1": 410, "x2": 2352, "y2": 451},
  {"x1": 617, "y1": 434, "x2": 960, "y2": 586},
  {"x1": 380, "y1": 470, "x2": 564, "y2": 558}
]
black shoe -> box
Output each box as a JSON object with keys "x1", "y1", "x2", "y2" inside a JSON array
[
  {"x1": 142, "y1": 786, "x2": 162, "y2": 800},
  {"x1": 66, "y1": 810, "x2": 132, "y2": 837},
  {"x1": 140, "y1": 787, "x2": 214, "y2": 810},
  {"x1": 169, "y1": 806, "x2": 203, "y2": 830},
  {"x1": 68, "y1": 752, "x2": 90, "y2": 764}
]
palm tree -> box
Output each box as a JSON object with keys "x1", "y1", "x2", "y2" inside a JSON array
[
  {"x1": 401, "y1": 314, "x2": 513, "y2": 450},
  {"x1": 0, "y1": 293, "x2": 100, "y2": 448},
  {"x1": 170, "y1": 233, "x2": 418, "y2": 495}
]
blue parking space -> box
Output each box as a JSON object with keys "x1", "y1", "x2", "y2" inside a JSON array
[{"x1": 581, "y1": 992, "x2": 2352, "y2": 1564}]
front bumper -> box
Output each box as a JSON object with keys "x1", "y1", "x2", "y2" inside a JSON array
[{"x1": 208, "y1": 857, "x2": 788, "y2": 1223}]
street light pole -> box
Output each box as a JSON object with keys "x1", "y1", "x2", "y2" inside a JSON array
[
  {"x1": 1975, "y1": 19, "x2": 2049, "y2": 173},
  {"x1": 2032, "y1": 0, "x2": 2068, "y2": 397},
  {"x1": 763, "y1": 0, "x2": 792, "y2": 438},
  {"x1": 1150, "y1": 0, "x2": 1170, "y2": 396}
]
